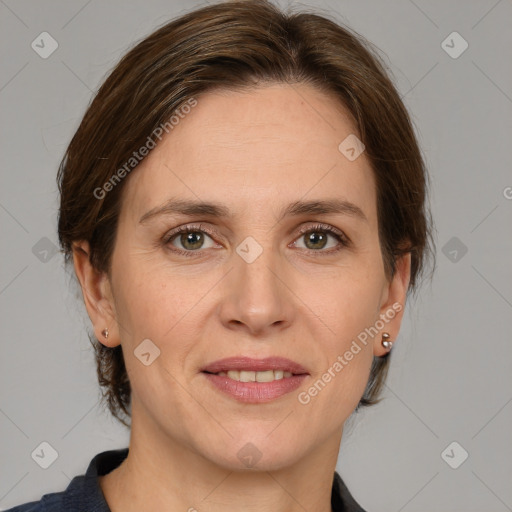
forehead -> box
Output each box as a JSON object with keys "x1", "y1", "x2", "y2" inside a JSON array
[{"x1": 120, "y1": 83, "x2": 377, "y2": 226}]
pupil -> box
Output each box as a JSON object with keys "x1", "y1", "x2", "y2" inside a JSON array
[
  {"x1": 306, "y1": 232, "x2": 326, "y2": 250},
  {"x1": 182, "y1": 232, "x2": 203, "y2": 250}
]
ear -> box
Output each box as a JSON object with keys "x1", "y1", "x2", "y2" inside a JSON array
[
  {"x1": 373, "y1": 251, "x2": 411, "y2": 356},
  {"x1": 72, "y1": 240, "x2": 120, "y2": 348}
]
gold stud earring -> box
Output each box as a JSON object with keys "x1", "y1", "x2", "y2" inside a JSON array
[{"x1": 101, "y1": 328, "x2": 109, "y2": 339}]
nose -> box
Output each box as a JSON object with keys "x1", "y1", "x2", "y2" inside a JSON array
[{"x1": 217, "y1": 245, "x2": 295, "y2": 337}]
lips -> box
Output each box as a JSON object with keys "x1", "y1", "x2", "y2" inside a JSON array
[
  {"x1": 201, "y1": 356, "x2": 309, "y2": 403},
  {"x1": 200, "y1": 357, "x2": 310, "y2": 402},
  {"x1": 200, "y1": 356, "x2": 309, "y2": 375}
]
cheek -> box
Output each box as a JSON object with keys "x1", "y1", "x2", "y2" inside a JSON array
[
  {"x1": 112, "y1": 242, "x2": 177, "y2": 328},
  {"x1": 300, "y1": 270, "x2": 381, "y2": 402},
  {"x1": 112, "y1": 270, "x2": 202, "y2": 418},
  {"x1": 305, "y1": 268, "x2": 382, "y2": 343},
  {"x1": 302, "y1": 325, "x2": 374, "y2": 426},
  {"x1": 115, "y1": 273, "x2": 190, "y2": 342},
  {"x1": 111, "y1": 257, "x2": 212, "y2": 390}
]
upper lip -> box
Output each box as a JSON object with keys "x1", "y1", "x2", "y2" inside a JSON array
[{"x1": 201, "y1": 356, "x2": 309, "y2": 375}]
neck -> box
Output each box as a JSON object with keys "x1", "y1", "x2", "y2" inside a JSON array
[{"x1": 99, "y1": 408, "x2": 342, "y2": 512}]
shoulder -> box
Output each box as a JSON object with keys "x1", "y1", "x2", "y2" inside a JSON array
[
  {"x1": 332, "y1": 471, "x2": 367, "y2": 512},
  {"x1": 3, "y1": 448, "x2": 129, "y2": 512},
  {"x1": 3, "y1": 490, "x2": 65, "y2": 511}
]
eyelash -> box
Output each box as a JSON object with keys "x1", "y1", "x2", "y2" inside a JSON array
[{"x1": 163, "y1": 222, "x2": 350, "y2": 258}]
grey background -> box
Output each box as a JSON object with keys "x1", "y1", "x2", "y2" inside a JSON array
[{"x1": 1, "y1": 0, "x2": 511, "y2": 510}]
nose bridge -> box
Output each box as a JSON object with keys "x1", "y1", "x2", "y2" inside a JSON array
[
  {"x1": 238, "y1": 242, "x2": 278, "y2": 298},
  {"x1": 221, "y1": 235, "x2": 291, "y2": 333}
]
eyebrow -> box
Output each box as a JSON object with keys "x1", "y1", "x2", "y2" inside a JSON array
[{"x1": 139, "y1": 197, "x2": 368, "y2": 224}]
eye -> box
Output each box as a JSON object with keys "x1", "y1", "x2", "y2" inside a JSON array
[
  {"x1": 163, "y1": 222, "x2": 350, "y2": 257},
  {"x1": 164, "y1": 223, "x2": 218, "y2": 255},
  {"x1": 292, "y1": 223, "x2": 349, "y2": 254}
]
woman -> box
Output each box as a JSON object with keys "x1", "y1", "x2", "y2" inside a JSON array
[{"x1": 7, "y1": 0, "x2": 434, "y2": 510}]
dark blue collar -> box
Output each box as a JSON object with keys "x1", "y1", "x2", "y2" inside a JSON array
[{"x1": 22, "y1": 448, "x2": 366, "y2": 511}]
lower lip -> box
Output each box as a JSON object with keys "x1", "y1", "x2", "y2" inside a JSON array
[{"x1": 202, "y1": 372, "x2": 308, "y2": 403}]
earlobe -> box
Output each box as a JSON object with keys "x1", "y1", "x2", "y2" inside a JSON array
[
  {"x1": 373, "y1": 252, "x2": 411, "y2": 357},
  {"x1": 72, "y1": 241, "x2": 120, "y2": 348}
]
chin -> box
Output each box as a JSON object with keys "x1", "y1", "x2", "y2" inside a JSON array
[{"x1": 201, "y1": 434, "x2": 305, "y2": 473}]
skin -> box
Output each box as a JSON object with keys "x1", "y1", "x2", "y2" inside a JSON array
[{"x1": 73, "y1": 83, "x2": 410, "y2": 512}]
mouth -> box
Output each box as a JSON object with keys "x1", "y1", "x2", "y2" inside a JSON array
[
  {"x1": 201, "y1": 356, "x2": 309, "y2": 378},
  {"x1": 200, "y1": 356, "x2": 309, "y2": 403},
  {"x1": 203, "y1": 369, "x2": 297, "y2": 382}
]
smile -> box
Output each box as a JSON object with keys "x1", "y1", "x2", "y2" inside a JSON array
[{"x1": 208, "y1": 369, "x2": 294, "y2": 382}]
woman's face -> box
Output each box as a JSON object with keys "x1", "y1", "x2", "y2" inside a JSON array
[{"x1": 86, "y1": 83, "x2": 410, "y2": 470}]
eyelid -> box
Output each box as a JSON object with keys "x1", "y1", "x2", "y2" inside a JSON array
[
  {"x1": 294, "y1": 222, "x2": 350, "y2": 244},
  {"x1": 163, "y1": 222, "x2": 219, "y2": 248},
  {"x1": 164, "y1": 222, "x2": 218, "y2": 240}
]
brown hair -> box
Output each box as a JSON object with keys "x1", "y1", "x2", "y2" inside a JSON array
[{"x1": 57, "y1": 0, "x2": 435, "y2": 427}]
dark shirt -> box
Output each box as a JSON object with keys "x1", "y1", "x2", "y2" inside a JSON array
[{"x1": 5, "y1": 448, "x2": 366, "y2": 511}]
